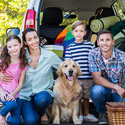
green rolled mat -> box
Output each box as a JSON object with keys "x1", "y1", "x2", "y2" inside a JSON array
[
  {"x1": 114, "y1": 29, "x2": 125, "y2": 40},
  {"x1": 90, "y1": 16, "x2": 121, "y2": 33}
]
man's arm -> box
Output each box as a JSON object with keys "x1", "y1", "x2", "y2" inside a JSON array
[
  {"x1": 92, "y1": 72, "x2": 125, "y2": 98},
  {"x1": 122, "y1": 55, "x2": 125, "y2": 88}
]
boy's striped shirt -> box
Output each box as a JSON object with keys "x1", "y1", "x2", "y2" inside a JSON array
[{"x1": 65, "y1": 40, "x2": 95, "y2": 79}]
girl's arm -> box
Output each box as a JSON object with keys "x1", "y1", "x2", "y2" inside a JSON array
[
  {"x1": 6, "y1": 70, "x2": 26, "y2": 101},
  {"x1": 0, "y1": 87, "x2": 8, "y2": 101},
  {"x1": 12, "y1": 70, "x2": 26, "y2": 96}
]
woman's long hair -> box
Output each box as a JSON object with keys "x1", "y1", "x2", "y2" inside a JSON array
[{"x1": 0, "y1": 35, "x2": 28, "y2": 72}]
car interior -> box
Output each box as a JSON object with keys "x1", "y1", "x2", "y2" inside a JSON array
[
  {"x1": 38, "y1": 0, "x2": 125, "y2": 50},
  {"x1": 6, "y1": 0, "x2": 125, "y2": 53},
  {"x1": 40, "y1": 7, "x2": 65, "y2": 44}
]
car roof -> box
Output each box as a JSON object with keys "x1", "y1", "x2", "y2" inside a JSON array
[{"x1": 41, "y1": 0, "x2": 115, "y2": 12}]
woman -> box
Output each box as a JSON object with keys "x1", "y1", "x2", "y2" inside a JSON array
[{"x1": 0, "y1": 27, "x2": 62, "y2": 125}]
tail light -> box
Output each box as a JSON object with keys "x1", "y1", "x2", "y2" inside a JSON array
[{"x1": 24, "y1": 9, "x2": 36, "y2": 29}]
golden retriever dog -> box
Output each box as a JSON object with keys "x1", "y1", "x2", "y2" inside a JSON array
[{"x1": 47, "y1": 59, "x2": 82, "y2": 124}]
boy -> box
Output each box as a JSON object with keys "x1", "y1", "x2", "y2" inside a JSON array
[{"x1": 65, "y1": 20, "x2": 98, "y2": 122}]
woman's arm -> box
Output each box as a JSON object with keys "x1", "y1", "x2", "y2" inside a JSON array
[
  {"x1": 6, "y1": 70, "x2": 26, "y2": 101},
  {"x1": 0, "y1": 72, "x2": 13, "y2": 83}
]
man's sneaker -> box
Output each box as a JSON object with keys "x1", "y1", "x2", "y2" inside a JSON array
[
  {"x1": 78, "y1": 115, "x2": 84, "y2": 122},
  {"x1": 84, "y1": 114, "x2": 98, "y2": 122},
  {"x1": 99, "y1": 113, "x2": 108, "y2": 124}
]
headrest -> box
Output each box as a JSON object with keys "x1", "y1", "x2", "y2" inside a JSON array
[{"x1": 42, "y1": 7, "x2": 63, "y2": 26}]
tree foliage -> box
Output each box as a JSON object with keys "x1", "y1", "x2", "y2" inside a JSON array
[{"x1": 0, "y1": 0, "x2": 29, "y2": 44}]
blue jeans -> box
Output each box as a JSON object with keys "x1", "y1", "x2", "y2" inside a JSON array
[
  {"x1": 90, "y1": 85, "x2": 125, "y2": 114},
  {"x1": 20, "y1": 91, "x2": 53, "y2": 125},
  {"x1": 0, "y1": 98, "x2": 21, "y2": 125}
]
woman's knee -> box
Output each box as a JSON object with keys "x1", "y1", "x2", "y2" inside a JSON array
[
  {"x1": 34, "y1": 96, "x2": 51, "y2": 108},
  {"x1": 34, "y1": 92, "x2": 52, "y2": 108}
]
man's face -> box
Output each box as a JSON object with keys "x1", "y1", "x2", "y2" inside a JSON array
[{"x1": 97, "y1": 33, "x2": 114, "y2": 53}]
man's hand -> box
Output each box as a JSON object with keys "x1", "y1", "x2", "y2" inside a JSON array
[
  {"x1": 0, "y1": 72, "x2": 13, "y2": 83},
  {"x1": 114, "y1": 85, "x2": 125, "y2": 101},
  {"x1": 121, "y1": 92, "x2": 125, "y2": 102}
]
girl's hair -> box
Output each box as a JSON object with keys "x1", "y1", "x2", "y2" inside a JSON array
[
  {"x1": 72, "y1": 20, "x2": 86, "y2": 31},
  {"x1": 22, "y1": 27, "x2": 39, "y2": 50},
  {"x1": 0, "y1": 35, "x2": 28, "y2": 72}
]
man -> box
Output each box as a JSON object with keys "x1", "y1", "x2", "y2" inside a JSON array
[{"x1": 89, "y1": 30, "x2": 125, "y2": 125}]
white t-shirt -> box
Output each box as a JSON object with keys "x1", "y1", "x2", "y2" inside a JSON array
[{"x1": 103, "y1": 57, "x2": 109, "y2": 64}]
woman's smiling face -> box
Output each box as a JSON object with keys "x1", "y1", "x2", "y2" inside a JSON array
[{"x1": 25, "y1": 31, "x2": 40, "y2": 50}]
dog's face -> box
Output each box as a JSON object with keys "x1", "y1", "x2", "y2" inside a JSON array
[{"x1": 57, "y1": 59, "x2": 82, "y2": 81}]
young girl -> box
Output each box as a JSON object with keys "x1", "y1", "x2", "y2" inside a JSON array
[{"x1": 0, "y1": 35, "x2": 28, "y2": 125}]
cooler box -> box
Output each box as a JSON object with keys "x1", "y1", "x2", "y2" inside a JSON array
[{"x1": 43, "y1": 45, "x2": 64, "y2": 57}]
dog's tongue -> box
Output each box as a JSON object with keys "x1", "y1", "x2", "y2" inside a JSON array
[{"x1": 68, "y1": 76, "x2": 73, "y2": 81}]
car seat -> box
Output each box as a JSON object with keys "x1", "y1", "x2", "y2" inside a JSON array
[{"x1": 40, "y1": 7, "x2": 65, "y2": 44}]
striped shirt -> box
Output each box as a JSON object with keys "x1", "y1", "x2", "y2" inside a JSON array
[{"x1": 65, "y1": 40, "x2": 95, "y2": 79}]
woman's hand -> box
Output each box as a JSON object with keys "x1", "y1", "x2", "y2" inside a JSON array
[
  {"x1": 6, "y1": 94, "x2": 16, "y2": 101},
  {"x1": 0, "y1": 72, "x2": 13, "y2": 84},
  {"x1": 0, "y1": 91, "x2": 8, "y2": 102}
]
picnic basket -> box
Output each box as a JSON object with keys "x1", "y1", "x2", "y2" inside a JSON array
[{"x1": 105, "y1": 102, "x2": 125, "y2": 125}]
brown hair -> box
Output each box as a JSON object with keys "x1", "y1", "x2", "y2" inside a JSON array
[
  {"x1": 97, "y1": 29, "x2": 114, "y2": 40},
  {"x1": 0, "y1": 35, "x2": 28, "y2": 72},
  {"x1": 72, "y1": 20, "x2": 86, "y2": 31}
]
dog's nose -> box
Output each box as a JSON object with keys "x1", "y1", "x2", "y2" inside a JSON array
[{"x1": 69, "y1": 69, "x2": 73, "y2": 75}]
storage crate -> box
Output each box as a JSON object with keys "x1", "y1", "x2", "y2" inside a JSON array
[
  {"x1": 43, "y1": 45, "x2": 64, "y2": 57},
  {"x1": 106, "y1": 102, "x2": 125, "y2": 125}
]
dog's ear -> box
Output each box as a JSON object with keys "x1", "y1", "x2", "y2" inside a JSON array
[
  {"x1": 56, "y1": 64, "x2": 63, "y2": 76},
  {"x1": 76, "y1": 62, "x2": 82, "y2": 76}
]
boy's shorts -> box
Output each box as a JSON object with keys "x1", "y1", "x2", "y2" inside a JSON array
[{"x1": 79, "y1": 79, "x2": 93, "y2": 99}]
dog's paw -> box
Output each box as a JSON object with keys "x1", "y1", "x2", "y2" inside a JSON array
[
  {"x1": 73, "y1": 119, "x2": 82, "y2": 124},
  {"x1": 53, "y1": 119, "x2": 60, "y2": 124}
]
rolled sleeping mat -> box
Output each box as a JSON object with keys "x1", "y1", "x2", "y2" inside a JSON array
[{"x1": 90, "y1": 16, "x2": 121, "y2": 33}]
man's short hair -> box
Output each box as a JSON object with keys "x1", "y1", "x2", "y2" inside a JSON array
[
  {"x1": 97, "y1": 30, "x2": 114, "y2": 40},
  {"x1": 72, "y1": 20, "x2": 86, "y2": 31}
]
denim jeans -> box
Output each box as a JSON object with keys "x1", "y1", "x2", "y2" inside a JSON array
[
  {"x1": 20, "y1": 91, "x2": 53, "y2": 125},
  {"x1": 90, "y1": 85, "x2": 125, "y2": 114},
  {"x1": 0, "y1": 98, "x2": 21, "y2": 125}
]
